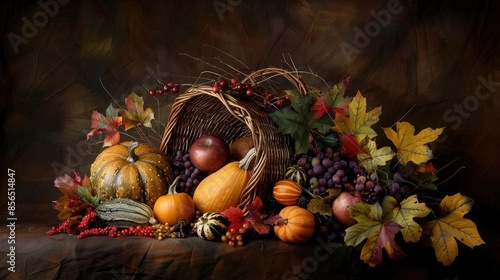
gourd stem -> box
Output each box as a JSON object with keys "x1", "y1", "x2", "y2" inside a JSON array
[
  {"x1": 239, "y1": 147, "x2": 256, "y2": 170},
  {"x1": 127, "y1": 142, "x2": 140, "y2": 163},
  {"x1": 168, "y1": 176, "x2": 181, "y2": 195}
]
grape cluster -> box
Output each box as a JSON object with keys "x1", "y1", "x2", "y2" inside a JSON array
[
  {"x1": 355, "y1": 173, "x2": 384, "y2": 204},
  {"x1": 171, "y1": 150, "x2": 208, "y2": 196},
  {"x1": 385, "y1": 172, "x2": 411, "y2": 202},
  {"x1": 315, "y1": 216, "x2": 345, "y2": 243},
  {"x1": 222, "y1": 222, "x2": 253, "y2": 247},
  {"x1": 295, "y1": 145, "x2": 388, "y2": 204},
  {"x1": 295, "y1": 146, "x2": 361, "y2": 194}
]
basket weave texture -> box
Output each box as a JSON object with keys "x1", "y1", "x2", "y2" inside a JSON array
[{"x1": 159, "y1": 68, "x2": 307, "y2": 211}]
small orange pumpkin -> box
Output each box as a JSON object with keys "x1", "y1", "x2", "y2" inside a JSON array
[
  {"x1": 273, "y1": 179, "x2": 302, "y2": 206},
  {"x1": 153, "y1": 177, "x2": 195, "y2": 226},
  {"x1": 274, "y1": 206, "x2": 315, "y2": 243}
]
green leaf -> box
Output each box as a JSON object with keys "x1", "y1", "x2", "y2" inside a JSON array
[
  {"x1": 325, "y1": 80, "x2": 351, "y2": 108},
  {"x1": 314, "y1": 131, "x2": 339, "y2": 148},
  {"x1": 78, "y1": 186, "x2": 99, "y2": 205},
  {"x1": 310, "y1": 115, "x2": 334, "y2": 134},
  {"x1": 105, "y1": 104, "x2": 119, "y2": 118},
  {"x1": 269, "y1": 107, "x2": 305, "y2": 135}
]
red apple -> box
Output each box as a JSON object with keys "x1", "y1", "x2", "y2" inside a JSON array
[
  {"x1": 189, "y1": 134, "x2": 230, "y2": 172},
  {"x1": 332, "y1": 191, "x2": 363, "y2": 226}
]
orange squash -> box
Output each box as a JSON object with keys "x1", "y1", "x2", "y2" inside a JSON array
[
  {"x1": 273, "y1": 179, "x2": 302, "y2": 206},
  {"x1": 274, "y1": 206, "x2": 315, "y2": 243},
  {"x1": 153, "y1": 177, "x2": 195, "y2": 226},
  {"x1": 193, "y1": 148, "x2": 256, "y2": 213}
]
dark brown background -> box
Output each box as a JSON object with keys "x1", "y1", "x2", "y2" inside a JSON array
[{"x1": 1, "y1": 0, "x2": 499, "y2": 278}]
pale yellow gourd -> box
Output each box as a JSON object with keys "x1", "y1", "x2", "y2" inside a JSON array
[{"x1": 193, "y1": 148, "x2": 256, "y2": 213}]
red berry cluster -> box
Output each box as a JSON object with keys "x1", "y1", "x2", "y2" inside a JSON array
[
  {"x1": 149, "y1": 81, "x2": 180, "y2": 96},
  {"x1": 46, "y1": 207, "x2": 99, "y2": 236},
  {"x1": 77, "y1": 208, "x2": 98, "y2": 231},
  {"x1": 212, "y1": 77, "x2": 290, "y2": 109},
  {"x1": 78, "y1": 225, "x2": 156, "y2": 239},
  {"x1": 46, "y1": 219, "x2": 71, "y2": 236}
]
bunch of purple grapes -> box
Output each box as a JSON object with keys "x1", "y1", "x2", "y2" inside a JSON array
[
  {"x1": 296, "y1": 145, "x2": 361, "y2": 194},
  {"x1": 385, "y1": 172, "x2": 411, "y2": 202},
  {"x1": 354, "y1": 172, "x2": 384, "y2": 203},
  {"x1": 295, "y1": 145, "x2": 384, "y2": 203},
  {"x1": 171, "y1": 150, "x2": 207, "y2": 196}
]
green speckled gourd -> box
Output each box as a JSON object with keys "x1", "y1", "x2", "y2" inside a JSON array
[
  {"x1": 90, "y1": 141, "x2": 174, "y2": 208},
  {"x1": 194, "y1": 212, "x2": 230, "y2": 241}
]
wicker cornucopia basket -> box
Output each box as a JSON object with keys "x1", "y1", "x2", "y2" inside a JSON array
[{"x1": 159, "y1": 68, "x2": 308, "y2": 212}]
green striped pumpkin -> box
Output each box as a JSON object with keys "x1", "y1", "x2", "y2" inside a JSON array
[
  {"x1": 285, "y1": 165, "x2": 307, "y2": 187},
  {"x1": 194, "y1": 212, "x2": 229, "y2": 241}
]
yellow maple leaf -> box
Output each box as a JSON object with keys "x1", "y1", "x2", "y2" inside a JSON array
[
  {"x1": 421, "y1": 193, "x2": 485, "y2": 266},
  {"x1": 357, "y1": 138, "x2": 395, "y2": 172},
  {"x1": 382, "y1": 195, "x2": 431, "y2": 243},
  {"x1": 333, "y1": 91, "x2": 382, "y2": 142},
  {"x1": 382, "y1": 122, "x2": 444, "y2": 166}
]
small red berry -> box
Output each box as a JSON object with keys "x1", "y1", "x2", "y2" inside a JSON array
[
  {"x1": 246, "y1": 89, "x2": 253, "y2": 96},
  {"x1": 167, "y1": 82, "x2": 174, "y2": 87},
  {"x1": 230, "y1": 77, "x2": 238, "y2": 84},
  {"x1": 157, "y1": 90, "x2": 164, "y2": 95},
  {"x1": 163, "y1": 85, "x2": 171, "y2": 92},
  {"x1": 172, "y1": 85, "x2": 179, "y2": 93},
  {"x1": 219, "y1": 79, "x2": 228, "y2": 88},
  {"x1": 149, "y1": 90, "x2": 156, "y2": 96}
]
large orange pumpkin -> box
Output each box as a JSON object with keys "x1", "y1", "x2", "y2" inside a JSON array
[
  {"x1": 90, "y1": 141, "x2": 174, "y2": 208},
  {"x1": 274, "y1": 206, "x2": 315, "y2": 243}
]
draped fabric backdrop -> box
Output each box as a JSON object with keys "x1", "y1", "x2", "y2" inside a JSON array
[{"x1": 1, "y1": 0, "x2": 499, "y2": 274}]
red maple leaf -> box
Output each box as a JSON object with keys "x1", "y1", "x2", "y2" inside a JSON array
[
  {"x1": 369, "y1": 221, "x2": 407, "y2": 266},
  {"x1": 338, "y1": 133, "x2": 366, "y2": 160},
  {"x1": 86, "y1": 110, "x2": 123, "y2": 147},
  {"x1": 246, "y1": 197, "x2": 282, "y2": 235},
  {"x1": 221, "y1": 206, "x2": 245, "y2": 233},
  {"x1": 417, "y1": 162, "x2": 437, "y2": 174},
  {"x1": 311, "y1": 96, "x2": 349, "y2": 120}
]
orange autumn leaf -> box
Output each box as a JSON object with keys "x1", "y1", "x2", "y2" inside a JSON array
[
  {"x1": 421, "y1": 193, "x2": 485, "y2": 266},
  {"x1": 382, "y1": 122, "x2": 444, "y2": 166}
]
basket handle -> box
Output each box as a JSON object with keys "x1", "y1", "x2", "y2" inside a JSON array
[{"x1": 241, "y1": 67, "x2": 309, "y2": 96}]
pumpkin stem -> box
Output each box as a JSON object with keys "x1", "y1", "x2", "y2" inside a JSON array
[
  {"x1": 167, "y1": 176, "x2": 181, "y2": 195},
  {"x1": 275, "y1": 218, "x2": 289, "y2": 225},
  {"x1": 126, "y1": 141, "x2": 140, "y2": 163},
  {"x1": 239, "y1": 147, "x2": 256, "y2": 170}
]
